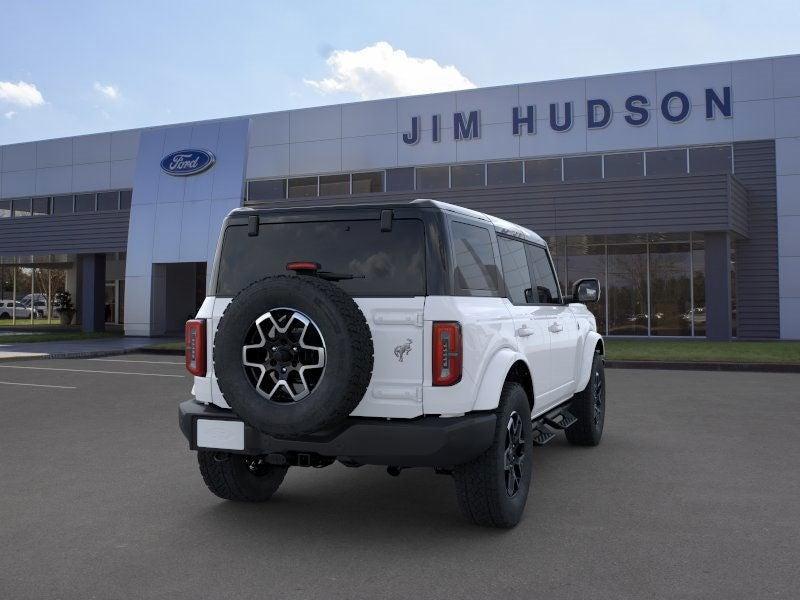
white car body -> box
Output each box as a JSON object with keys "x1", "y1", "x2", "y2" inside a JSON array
[
  {"x1": 191, "y1": 200, "x2": 602, "y2": 421},
  {"x1": 0, "y1": 301, "x2": 32, "y2": 319}
]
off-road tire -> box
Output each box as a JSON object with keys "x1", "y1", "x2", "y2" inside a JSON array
[
  {"x1": 197, "y1": 450, "x2": 288, "y2": 502},
  {"x1": 565, "y1": 349, "x2": 605, "y2": 446},
  {"x1": 453, "y1": 382, "x2": 533, "y2": 528},
  {"x1": 213, "y1": 274, "x2": 373, "y2": 437}
]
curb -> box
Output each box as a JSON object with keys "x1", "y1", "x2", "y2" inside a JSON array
[
  {"x1": 0, "y1": 347, "x2": 154, "y2": 363},
  {"x1": 606, "y1": 360, "x2": 800, "y2": 373},
  {"x1": 139, "y1": 348, "x2": 185, "y2": 356}
]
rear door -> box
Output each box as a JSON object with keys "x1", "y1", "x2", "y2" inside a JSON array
[
  {"x1": 525, "y1": 243, "x2": 579, "y2": 404},
  {"x1": 497, "y1": 236, "x2": 554, "y2": 405}
]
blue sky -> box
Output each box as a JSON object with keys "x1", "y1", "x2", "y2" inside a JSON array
[{"x1": 1, "y1": 0, "x2": 799, "y2": 144}]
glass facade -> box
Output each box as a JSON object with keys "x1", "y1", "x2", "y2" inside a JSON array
[
  {"x1": 547, "y1": 233, "x2": 710, "y2": 336},
  {"x1": 451, "y1": 163, "x2": 485, "y2": 188},
  {"x1": 244, "y1": 145, "x2": 733, "y2": 200},
  {"x1": 487, "y1": 161, "x2": 523, "y2": 185},
  {"x1": 563, "y1": 155, "x2": 602, "y2": 181},
  {"x1": 352, "y1": 171, "x2": 384, "y2": 194},
  {"x1": 604, "y1": 152, "x2": 644, "y2": 178},
  {"x1": 0, "y1": 256, "x2": 76, "y2": 328},
  {"x1": 0, "y1": 253, "x2": 126, "y2": 329},
  {"x1": 0, "y1": 190, "x2": 131, "y2": 219},
  {"x1": 416, "y1": 166, "x2": 449, "y2": 191},
  {"x1": 287, "y1": 177, "x2": 317, "y2": 198},
  {"x1": 319, "y1": 174, "x2": 350, "y2": 196},
  {"x1": 646, "y1": 149, "x2": 687, "y2": 176}
]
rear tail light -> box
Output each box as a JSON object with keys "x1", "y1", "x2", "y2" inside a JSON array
[
  {"x1": 185, "y1": 319, "x2": 207, "y2": 377},
  {"x1": 432, "y1": 321, "x2": 462, "y2": 386}
]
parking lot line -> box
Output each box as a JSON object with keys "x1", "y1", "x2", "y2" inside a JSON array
[
  {"x1": 88, "y1": 358, "x2": 185, "y2": 365},
  {"x1": 0, "y1": 380, "x2": 77, "y2": 389},
  {"x1": 0, "y1": 365, "x2": 186, "y2": 378}
]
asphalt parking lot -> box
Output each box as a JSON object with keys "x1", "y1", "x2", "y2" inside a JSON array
[{"x1": 1, "y1": 355, "x2": 799, "y2": 600}]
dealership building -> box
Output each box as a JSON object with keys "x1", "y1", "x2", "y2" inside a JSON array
[{"x1": 1, "y1": 54, "x2": 799, "y2": 340}]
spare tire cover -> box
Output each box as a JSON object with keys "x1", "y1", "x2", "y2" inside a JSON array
[{"x1": 213, "y1": 274, "x2": 374, "y2": 436}]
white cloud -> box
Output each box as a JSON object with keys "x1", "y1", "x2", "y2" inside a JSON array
[
  {"x1": 93, "y1": 82, "x2": 121, "y2": 100},
  {"x1": 304, "y1": 41, "x2": 475, "y2": 100},
  {"x1": 4, "y1": 110, "x2": 16, "y2": 119},
  {"x1": 0, "y1": 81, "x2": 44, "y2": 107}
]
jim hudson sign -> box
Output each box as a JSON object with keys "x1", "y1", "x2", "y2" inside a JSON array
[{"x1": 401, "y1": 86, "x2": 732, "y2": 145}]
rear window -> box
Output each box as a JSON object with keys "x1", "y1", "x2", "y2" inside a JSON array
[
  {"x1": 451, "y1": 221, "x2": 499, "y2": 293},
  {"x1": 215, "y1": 219, "x2": 426, "y2": 297}
]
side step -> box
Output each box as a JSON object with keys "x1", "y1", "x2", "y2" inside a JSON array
[
  {"x1": 532, "y1": 426, "x2": 556, "y2": 446},
  {"x1": 531, "y1": 407, "x2": 577, "y2": 446},
  {"x1": 544, "y1": 410, "x2": 577, "y2": 430}
]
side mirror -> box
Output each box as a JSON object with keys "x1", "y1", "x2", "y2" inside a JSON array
[
  {"x1": 571, "y1": 278, "x2": 600, "y2": 303},
  {"x1": 524, "y1": 288, "x2": 533, "y2": 303}
]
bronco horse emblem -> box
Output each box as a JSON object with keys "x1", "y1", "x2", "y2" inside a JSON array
[{"x1": 394, "y1": 338, "x2": 413, "y2": 362}]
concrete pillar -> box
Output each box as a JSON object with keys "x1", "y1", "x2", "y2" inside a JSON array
[
  {"x1": 80, "y1": 254, "x2": 106, "y2": 333},
  {"x1": 704, "y1": 232, "x2": 732, "y2": 341}
]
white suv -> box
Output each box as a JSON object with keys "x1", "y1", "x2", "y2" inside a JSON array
[
  {"x1": 179, "y1": 200, "x2": 605, "y2": 527},
  {"x1": 0, "y1": 300, "x2": 32, "y2": 320}
]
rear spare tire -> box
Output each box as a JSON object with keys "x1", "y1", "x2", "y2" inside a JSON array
[{"x1": 213, "y1": 275, "x2": 373, "y2": 437}]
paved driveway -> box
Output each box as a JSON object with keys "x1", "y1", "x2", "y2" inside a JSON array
[{"x1": 0, "y1": 357, "x2": 798, "y2": 599}]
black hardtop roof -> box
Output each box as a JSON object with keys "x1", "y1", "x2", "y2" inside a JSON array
[
  {"x1": 230, "y1": 199, "x2": 545, "y2": 245},
  {"x1": 230, "y1": 199, "x2": 439, "y2": 217}
]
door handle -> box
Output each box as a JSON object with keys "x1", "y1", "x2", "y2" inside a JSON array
[
  {"x1": 548, "y1": 322, "x2": 563, "y2": 334},
  {"x1": 516, "y1": 325, "x2": 534, "y2": 337}
]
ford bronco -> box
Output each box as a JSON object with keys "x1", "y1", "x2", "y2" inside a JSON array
[{"x1": 179, "y1": 199, "x2": 605, "y2": 527}]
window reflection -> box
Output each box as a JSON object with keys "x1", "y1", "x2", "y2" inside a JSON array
[
  {"x1": 288, "y1": 177, "x2": 317, "y2": 198},
  {"x1": 566, "y1": 241, "x2": 607, "y2": 334},
  {"x1": 319, "y1": 174, "x2": 350, "y2": 196},
  {"x1": 416, "y1": 166, "x2": 449, "y2": 191},
  {"x1": 649, "y1": 243, "x2": 691, "y2": 336},
  {"x1": 692, "y1": 237, "x2": 706, "y2": 336},
  {"x1": 730, "y1": 245, "x2": 737, "y2": 338},
  {"x1": 607, "y1": 244, "x2": 648, "y2": 335}
]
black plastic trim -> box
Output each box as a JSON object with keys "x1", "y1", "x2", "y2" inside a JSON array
[{"x1": 179, "y1": 399, "x2": 496, "y2": 467}]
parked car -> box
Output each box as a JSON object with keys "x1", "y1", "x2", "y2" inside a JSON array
[
  {"x1": 20, "y1": 297, "x2": 48, "y2": 318},
  {"x1": 179, "y1": 200, "x2": 606, "y2": 528},
  {"x1": 0, "y1": 300, "x2": 32, "y2": 319}
]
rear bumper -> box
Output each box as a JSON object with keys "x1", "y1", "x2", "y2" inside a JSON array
[{"x1": 179, "y1": 399, "x2": 496, "y2": 468}]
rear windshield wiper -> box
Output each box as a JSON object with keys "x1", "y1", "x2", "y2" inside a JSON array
[
  {"x1": 286, "y1": 261, "x2": 365, "y2": 282},
  {"x1": 317, "y1": 271, "x2": 365, "y2": 282}
]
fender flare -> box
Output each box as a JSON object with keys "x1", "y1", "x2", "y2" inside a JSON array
[
  {"x1": 472, "y1": 348, "x2": 531, "y2": 412},
  {"x1": 575, "y1": 332, "x2": 603, "y2": 392}
]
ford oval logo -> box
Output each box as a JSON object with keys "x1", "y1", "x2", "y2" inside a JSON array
[{"x1": 160, "y1": 149, "x2": 215, "y2": 176}]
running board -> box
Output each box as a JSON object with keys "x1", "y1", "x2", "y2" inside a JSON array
[
  {"x1": 544, "y1": 410, "x2": 577, "y2": 430},
  {"x1": 531, "y1": 405, "x2": 577, "y2": 446},
  {"x1": 532, "y1": 426, "x2": 556, "y2": 446}
]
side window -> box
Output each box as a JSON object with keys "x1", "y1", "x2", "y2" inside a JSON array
[
  {"x1": 525, "y1": 244, "x2": 561, "y2": 304},
  {"x1": 498, "y1": 236, "x2": 533, "y2": 304},
  {"x1": 451, "y1": 221, "x2": 499, "y2": 293}
]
